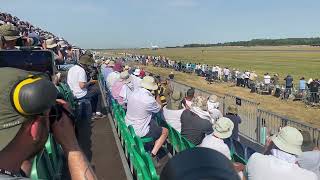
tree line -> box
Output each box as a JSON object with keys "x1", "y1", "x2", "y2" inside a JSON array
[{"x1": 170, "y1": 38, "x2": 320, "y2": 48}]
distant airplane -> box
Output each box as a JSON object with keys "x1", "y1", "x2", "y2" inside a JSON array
[{"x1": 151, "y1": 43, "x2": 159, "y2": 50}]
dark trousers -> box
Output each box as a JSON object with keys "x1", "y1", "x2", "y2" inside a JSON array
[
  {"x1": 80, "y1": 83, "x2": 101, "y2": 113},
  {"x1": 311, "y1": 92, "x2": 319, "y2": 103}
]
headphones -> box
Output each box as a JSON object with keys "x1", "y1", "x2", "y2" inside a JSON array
[{"x1": 10, "y1": 74, "x2": 57, "y2": 116}]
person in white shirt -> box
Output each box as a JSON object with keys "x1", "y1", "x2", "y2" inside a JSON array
[
  {"x1": 67, "y1": 55, "x2": 104, "y2": 119},
  {"x1": 199, "y1": 117, "x2": 234, "y2": 159},
  {"x1": 246, "y1": 126, "x2": 317, "y2": 180},
  {"x1": 207, "y1": 95, "x2": 223, "y2": 123},
  {"x1": 106, "y1": 62, "x2": 121, "y2": 89},
  {"x1": 125, "y1": 76, "x2": 168, "y2": 159},
  {"x1": 223, "y1": 67, "x2": 230, "y2": 82},
  {"x1": 163, "y1": 90, "x2": 185, "y2": 133},
  {"x1": 264, "y1": 73, "x2": 271, "y2": 85}
]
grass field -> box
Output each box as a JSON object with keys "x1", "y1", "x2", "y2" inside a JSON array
[
  {"x1": 98, "y1": 46, "x2": 320, "y2": 127},
  {"x1": 109, "y1": 46, "x2": 320, "y2": 81}
]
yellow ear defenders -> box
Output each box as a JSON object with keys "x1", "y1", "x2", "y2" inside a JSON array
[{"x1": 10, "y1": 75, "x2": 58, "y2": 116}]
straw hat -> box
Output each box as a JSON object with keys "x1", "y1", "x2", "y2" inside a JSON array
[
  {"x1": 271, "y1": 126, "x2": 303, "y2": 155},
  {"x1": 45, "y1": 38, "x2": 57, "y2": 49},
  {"x1": 213, "y1": 117, "x2": 234, "y2": 139},
  {"x1": 192, "y1": 96, "x2": 207, "y2": 111},
  {"x1": 141, "y1": 76, "x2": 158, "y2": 90},
  {"x1": 227, "y1": 105, "x2": 238, "y2": 114},
  {"x1": 120, "y1": 71, "x2": 131, "y2": 84},
  {"x1": 133, "y1": 69, "x2": 141, "y2": 76},
  {"x1": 166, "y1": 91, "x2": 184, "y2": 110},
  {"x1": 104, "y1": 60, "x2": 110, "y2": 65}
]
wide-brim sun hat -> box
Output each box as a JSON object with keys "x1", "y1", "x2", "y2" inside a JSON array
[
  {"x1": 124, "y1": 65, "x2": 130, "y2": 70},
  {"x1": 0, "y1": 24, "x2": 21, "y2": 41},
  {"x1": 120, "y1": 71, "x2": 131, "y2": 84},
  {"x1": 213, "y1": 117, "x2": 234, "y2": 139},
  {"x1": 141, "y1": 76, "x2": 158, "y2": 91},
  {"x1": 271, "y1": 126, "x2": 303, "y2": 156},
  {"x1": 104, "y1": 60, "x2": 110, "y2": 65},
  {"x1": 45, "y1": 38, "x2": 58, "y2": 49}
]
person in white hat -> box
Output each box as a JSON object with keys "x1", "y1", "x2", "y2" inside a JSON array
[
  {"x1": 106, "y1": 61, "x2": 120, "y2": 89},
  {"x1": 199, "y1": 117, "x2": 234, "y2": 160},
  {"x1": 125, "y1": 76, "x2": 168, "y2": 164},
  {"x1": 247, "y1": 126, "x2": 317, "y2": 180},
  {"x1": 44, "y1": 38, "x2": 64, "y2": 64}
]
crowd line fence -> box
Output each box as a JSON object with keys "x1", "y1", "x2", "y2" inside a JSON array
[{"x1": 170, "y1": 80, "x2": 320, "y2": 147}]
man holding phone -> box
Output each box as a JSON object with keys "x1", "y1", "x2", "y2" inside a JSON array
[{"x1": 67, "y1": 54, "x2": 104, "y2": 119}]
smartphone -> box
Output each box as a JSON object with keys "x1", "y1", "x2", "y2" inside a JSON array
[{"x1": 0, "y1": 50, "x2": 55, "y2": 76}]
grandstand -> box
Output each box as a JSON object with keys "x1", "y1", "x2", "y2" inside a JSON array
[{"x1": 1, "y1": 11, "x2": 319, "y2": 180}]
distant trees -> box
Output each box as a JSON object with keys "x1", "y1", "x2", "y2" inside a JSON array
[{"x1": 173, "y1": 38, "x2": 320, "y2": 48}]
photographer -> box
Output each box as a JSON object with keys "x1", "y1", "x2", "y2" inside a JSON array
[
  {"x1": 0, "y1": 67, "x2": 97, "y2": 180},
  {"x1": 43, "y1": 38, "x2": 64, "y2": 65}
]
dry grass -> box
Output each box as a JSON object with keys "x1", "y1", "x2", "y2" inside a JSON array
[
  {"x1": 97, "y1": 46, "x2": 320, "y2": 127},
  {"x1": 143, "y1": 66, "x2": 320, "y2": 127}
]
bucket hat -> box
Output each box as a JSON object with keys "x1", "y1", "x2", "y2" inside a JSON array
[
  {"x1": 213, "y1": 117, "x2": 234, "y2": 139},
  {"x1": 271, "y1": 126, "x2": 303, "y2": 155},
  {"x1": 0, "y1": 24, "x2": 20, "y2": 41}
]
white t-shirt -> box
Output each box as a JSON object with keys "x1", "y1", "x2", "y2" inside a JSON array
[
  {"x1": 163, "y1": 106, "x2": 185, "y2": 133},
  {"x1": 264, "y1": 75, "x2": 271, "y2": 84},
  {"x1": 131, "y1": 75, "x2": 142, "y2": 90},
  {"x1": 125, "y1": 88, "x2": 161, "y2": 137},
  {"x1": 246, "y1": 153, "x2": 317, "y2": 180},
  {"x1": 199, "y1": 135, "x2": 231, "y2": 160},
  {"x1": 224, "y1": 69, "x2": 230, "y2": 76},
  {"x1": 107, "y1": 71, "x2": 120, "y2": 89},
  {"x1": 67, "y1": 65, "x2": 87, "y2": 99}
]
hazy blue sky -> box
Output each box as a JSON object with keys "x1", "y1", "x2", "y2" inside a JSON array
[{"x1": 1, "y1": 0, "x2": 319, "y2": 49}]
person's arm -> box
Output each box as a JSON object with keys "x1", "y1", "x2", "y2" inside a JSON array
[{"x1": 52, "y1": 100, "x2": 97, "y2": 180}]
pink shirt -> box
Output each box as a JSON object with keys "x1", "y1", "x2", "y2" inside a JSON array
[{"x1": 111, "y1": 80, "x2": 125, "y2": 105}]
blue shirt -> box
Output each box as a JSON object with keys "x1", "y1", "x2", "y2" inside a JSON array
[
  {"x1": 101, "y1": 64, "x2": 113, "y2": 81},
  {"x1": 299, "y1": 80, "x2": 306, "y2": 90}
]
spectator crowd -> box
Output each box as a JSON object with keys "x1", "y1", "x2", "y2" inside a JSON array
[
  {"x1": 101, "y1": 55, "x2": 320, "y2": 179},
  {"x1": 127, "y1": 54, "x2": 320, "y2": 105}
]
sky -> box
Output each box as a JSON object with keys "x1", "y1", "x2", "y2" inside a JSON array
[{"x1": 1, "y1": 0, "x2": 320, "y2": 49}]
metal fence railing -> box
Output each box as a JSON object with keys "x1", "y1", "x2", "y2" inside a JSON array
[{"x1": 169, "y1": 79, "x2": 320, "y2": 148}]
